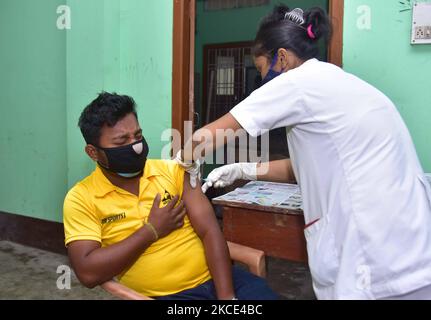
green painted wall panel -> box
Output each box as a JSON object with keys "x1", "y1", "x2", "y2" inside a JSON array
[
  {"x1": 343, "y1": 0, "x2": 431, "y2": 171},
  {"x1": 0, "y1": 0, "x2": 67, "y2": 222},
  {"x1": 65, "y1": 0, "x2": 173, "y2": 188},
  {"x1": 0, "y1": 0, "x2": 173, "y2": 222}
]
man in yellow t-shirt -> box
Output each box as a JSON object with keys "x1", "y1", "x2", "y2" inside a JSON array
[{"x1": 63, "y1": 92, "x2": 277, "y2": 300}]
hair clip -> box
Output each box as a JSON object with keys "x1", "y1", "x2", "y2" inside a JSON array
[{"x1": 284, "y1": 8, "x2": 305, "y2": 25}]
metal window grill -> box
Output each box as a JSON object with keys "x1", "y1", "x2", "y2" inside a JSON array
[
  {"x1": 216, "y1": 56, "x2": 235, "y2": 96},
  {"x1": 205, "y1": 46, "x2": 257, "y2": 124},
  {"x1": 204, "y1": 0, "x2": 270, "y2": 11},
  {"x1": 203, "y1": 44, "x2": 290, "y2": 163}
]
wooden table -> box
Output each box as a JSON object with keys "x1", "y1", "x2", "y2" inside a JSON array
[{"x1": 213, "y1": 198, "x2": 308, "y2": 263}]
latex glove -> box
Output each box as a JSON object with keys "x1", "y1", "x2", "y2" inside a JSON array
[
  {"x1": 202, "y1": 163, "x2": 258, "y2": 194},
  {"x1": 174, "y1": 150, "x2": 203, "y2": 188}
]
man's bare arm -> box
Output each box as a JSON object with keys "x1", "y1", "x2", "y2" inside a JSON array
[
  {"x1": 182, "y1": 173, "x2": 235, "y2": 300},
  {"x1": 68, "y1": 228, "x2": 155, "y2": 288}
]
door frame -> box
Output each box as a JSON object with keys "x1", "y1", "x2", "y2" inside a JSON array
[
  {"x1": 328, "y1": 0, "x2": 344, "y2": 67},
  {"x1": 172, "y1": 0, "x2": 195, "y2": 153},
  {"x1": 172, "y1": 0, "x2": 344, "y2": 141}
]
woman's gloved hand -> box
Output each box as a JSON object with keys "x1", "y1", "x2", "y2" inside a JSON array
[
  {"x1": 201, "y1": 163, "x2": 258, "y2": 194},
  {"x1": 174, "y1": 150, "x2": 203, "y2": 188}
]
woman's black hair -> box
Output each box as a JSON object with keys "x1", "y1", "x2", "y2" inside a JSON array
[{"x1": 253, "y1": 5, "x2": 332, "y2": 61}]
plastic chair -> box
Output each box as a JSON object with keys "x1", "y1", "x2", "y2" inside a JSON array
[{"x1": 101, "y1": 241, "x2": 266, "y2": 300}]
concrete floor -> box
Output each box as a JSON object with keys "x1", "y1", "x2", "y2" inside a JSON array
[{"x1": 0, "y1": 240, "x2": 315, "y2": 300}]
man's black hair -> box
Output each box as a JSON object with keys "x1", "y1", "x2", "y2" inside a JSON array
[{"x1": 78, "y1": 92, "x2": 138, "y2": 146}]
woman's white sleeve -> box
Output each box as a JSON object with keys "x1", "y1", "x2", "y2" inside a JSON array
[{"x1": 230, "y1": 77, "x2": 309, "y2": 137}]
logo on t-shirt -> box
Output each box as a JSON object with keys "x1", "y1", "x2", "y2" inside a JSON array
[
  {"x1": 162, "y1": 190, "x2": 173, "y2": 206},
  {"x1": 101, "y1": 212, "x2": 126, "y2": 225}
]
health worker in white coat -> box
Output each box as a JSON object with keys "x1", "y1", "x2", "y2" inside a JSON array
[{"x1": 177, "y1": 5, "x2": 431, "y2": 300}]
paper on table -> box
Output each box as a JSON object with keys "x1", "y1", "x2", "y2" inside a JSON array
[
  {"x1": 214, "y1": 174, "x2": 431, "y2": 211},
  {"x1": 212, "y1": 181, "x2": 303, "y2": 211}
]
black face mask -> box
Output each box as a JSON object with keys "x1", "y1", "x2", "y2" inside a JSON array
[{"x1": 97, "y1": 138, "x2": 149, "y2": 177}]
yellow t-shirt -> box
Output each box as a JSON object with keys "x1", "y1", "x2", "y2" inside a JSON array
[{"x1": 63, "y1": 159, "x2": 211, "y2": 297}]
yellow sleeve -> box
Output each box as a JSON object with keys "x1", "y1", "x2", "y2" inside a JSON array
[
  {"x1": 172, "y1": 161, "x2": 185, "y2": 197},
  {"x1": 152, "y1": 159, "x2": 185, "y2": 197},
  {"x1": 63, "y1": 185, "x2": 101, "y2": 246}
]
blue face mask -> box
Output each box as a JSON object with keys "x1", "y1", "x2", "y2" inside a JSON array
[{"x1": 261, "y1": 54, "x2": 283, "y2": 86}]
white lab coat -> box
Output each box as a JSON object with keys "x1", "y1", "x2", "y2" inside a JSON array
[{"x1": 230, "y1": 59, "x2": 431, "y2": 300}]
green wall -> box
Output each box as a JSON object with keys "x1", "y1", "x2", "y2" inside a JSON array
[
  {"x1": 0, "y1": 0, "x2": 67, "y2": 222},
  {"x1": 66, "y1": 0, "x2": 173, "y2": 189},
  {"x1": 343, "y1": 0, "x2": 431, "y2": 171},
  {"x1": 0, "y1": 0, "x2": 173, "y2": 222}
]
